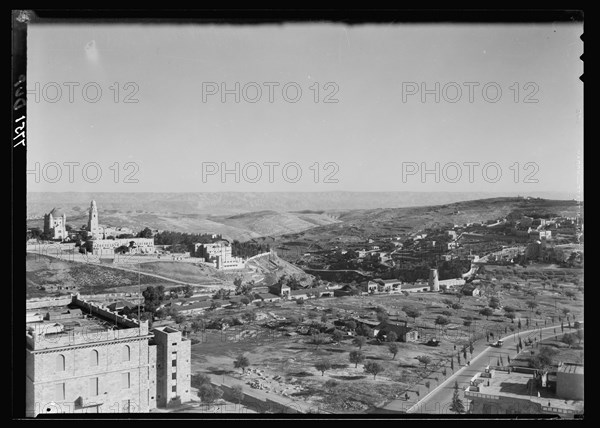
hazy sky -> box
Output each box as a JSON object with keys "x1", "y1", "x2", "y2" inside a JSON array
[{"x1": 27, "y1": 23, "x2": 583, "y2": 196}]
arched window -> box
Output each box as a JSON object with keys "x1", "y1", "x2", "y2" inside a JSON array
[
  {"x1": 56, "y1": 354, "x2": 65, "y2": 371},
  {"x1": 90, "y1": 349, "x2": 99, "y2": 366},
  {"x1": 123, "y1": 345, "x2": 131, "y2": 362}
]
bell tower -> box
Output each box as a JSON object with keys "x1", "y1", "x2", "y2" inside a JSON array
[{"x1": 88, "y1": 200, "x2": 99, "y2": 238}]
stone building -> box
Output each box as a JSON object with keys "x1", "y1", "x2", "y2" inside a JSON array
[
  {"x1": 152, "y1": 327, "x2": 191, "y2": 407},
  {"x1": 43, "y1": 208, "x2": 67, "y2": 240},
  {"x1": 25, "y1": 295, "x2": 190, "y2": 416}
]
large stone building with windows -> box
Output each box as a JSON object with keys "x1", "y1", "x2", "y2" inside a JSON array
[
  {"x1": 82, "y1": 200, "x2": 155, "y2": 255},
  {"x1": 25, "y1": 295, "x2": 190, "y2": 416},
  {"x1": 43, "y1": 208, "x2": 67, "y2": 240}
]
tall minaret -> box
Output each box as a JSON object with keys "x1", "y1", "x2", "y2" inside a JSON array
[
  {"x1": 429, "y1": 268, "x2": 440, "y2": 292},
  {"x1": 88, "y1": 200, "x2": 99, "y2": 238}
]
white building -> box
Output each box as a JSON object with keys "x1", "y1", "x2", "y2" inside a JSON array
[
  {"x1": 43, "y1": 208, "x2": 67, "y2": 240},
  {"x1": 91, "y1": 238, "x2": 155, "y2": 255}
]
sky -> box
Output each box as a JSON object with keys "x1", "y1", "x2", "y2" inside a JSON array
[{"x1": 27, "y1": 22, "x2": 583, "y2": 196}]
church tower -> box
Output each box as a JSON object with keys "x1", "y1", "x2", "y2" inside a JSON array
[{"x1": 88, "y1": 200, "x2": 99, "y2": 238}]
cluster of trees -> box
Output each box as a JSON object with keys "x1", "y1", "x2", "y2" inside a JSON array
[
  {"x1": 230, "y1": 240, "x2": 270, "y2": 258},
  {"x1": 314, "y1": 358, "x2": 384, "y2": 380},
  {"x1": 275, "y1": 274, "x2": 314, "y2": 291},
  {"x1": 167, "y1": 285, "x2": 195, "y2": 299},
  {"x1": 192, "y1": 373, "x2": 223, "y2": 405},
  {"x1": 437, "y1": 259, "x2": 472, "y2": 281},
  {"x1": 142, "y1": 285, "x2": 166, "y2": 313},
  {"x1": 233, "y1": 277, "x2": 255, "y2": 297},
  {"x1": 154, "y1": 230, "x2": 221, "y2": 253}
]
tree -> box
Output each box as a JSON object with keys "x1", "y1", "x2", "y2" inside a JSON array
[
  {"x1": 234, "y1": 355, "x2": 250, "y2": 373},
  {"x1": 240, "y1": 296, "x2": 251, "y2": 307},
  {"x1": 353, "y1": 336, "x2": 367, "y2": 350},
  {"x1": 526, "y1": 289, "x2": 538, "y2": 300},
  {"x1": 332, "y1": 329, "x2": 344, "y2": 344},
  {"x1": 364, "y1": 360, "x2": 384, "y2": 380},
  {"x1": 404, "y1": 307, "x2": 421, "y2": 324},
  {"x1": 455, "y1": 292, "x2": 464, "y2": 303},
  {"x1": 416, "y1": 355, "x2": 432, "y2": 369},
  {"x1": 526, "y1": 300, "x2": 538, "y2": 313},
  {"x1": 505, "y1": 312, "x2": 516, "y2": 322},
  {"x1": 488, "y1": 297, "x2": 501, "y2": 309},
  {"x1": 532, "y1": 346, "x2": 558, "y2": 372},
  {"x1": 213, "y1": 288, "x2": 231, "y2": 300},
  {"x1": 479, "y1": 308, "x2": 494, "y2": 320},
  {"x1": 377, "y1": 311, "x2": 390, "y2": 323},
  {"x1": 349, "y1": 350, "x2": 365, "y2": 368},
  {"x1": 142, "y1": 285, "x2": 165, "y2": 313},
  {"x1": 561, "y1": 333, "x2": 577, "y2": 348},
  {"x1": 451, "y1": 303, "x2": 463, "y2": 311},
  {"x1": 441, "y1": 310, "x2": 453, "y2": 317},
  {"x1": 315, "y1": 360, "x2": 332, "y2": 376},
  {"x1": 174, "y1": 315, "x2": 185, "y2": 325},
  {"x1": 199, "y1": 384, "x2": 223, "y2": 405},
  {"x1": 312, "y1": 333, "x2": 327, "y2": 349},
  {"x1": 386, "y1": 331, "x2": 398, "y2": 343},
  {"x1": 388, "y1": 342, "x2": 400, "y2": 360},
  {"x1": 137, "y1": 227, "x2": 153, "y2": 239},
  {"x1": 449, "y1": 381, "x2": 465, "y2": 414},
  {"x1": 345, "y1": 320, "x2": 357, "y2": 331},
  {"x1": 191, "y1": 319, "x2": 205, "y2": 333},
  {"x1": 356, "y1": 324, "x2": 373, "y2": 338},
  {"x1": 575, "y1": 328, "x2": 584, "y2": 344},
  {"x1": 233, "y1": 277, "x2": 243, "y2": 293},
  {"x1": 184, "y1": 285, "x2": 194, "y2": 298},
  {"x1": 435, "y1": 316, "x2": 450, "y2": 329},
  {"x1": 469, "y1": 342, "x2": 474, "y2": 355},
  {"x1": 230, "y1": 384, "x2": 244, "y2": 407}
]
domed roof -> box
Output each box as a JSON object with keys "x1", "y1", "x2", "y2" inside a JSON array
[{"x1": 49, "y1": 208, "x2": 66, "y2": 217}]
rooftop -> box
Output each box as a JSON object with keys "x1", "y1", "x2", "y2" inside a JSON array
[
  {"x1": 466, "y1": 368, "x2": 584, "y2": 413},
  {"x1": 26, "y1": 295, "x2": 148, "y2": 351},
  {"x1": 558, "y1": 363, "x2": 584, "y2": 375}
]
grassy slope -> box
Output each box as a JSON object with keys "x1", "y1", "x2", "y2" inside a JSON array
[{"x1": 26, "y1": 253, "x2": 173, "y2": 298}]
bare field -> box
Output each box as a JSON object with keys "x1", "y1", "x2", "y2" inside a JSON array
[{"x1": 183, "y1": 267, "x2": 583, "y2": 412}]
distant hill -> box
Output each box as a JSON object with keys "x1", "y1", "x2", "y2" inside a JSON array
[
  {"x1": 27, "y1": 191, "x2": 577, "y2": 241},
  {"x1": 27, "y1": 191, "x2": 576, "y2": 218},
  {"x1": 269, "y1": 197, "x2": 582, "y2": 255}
]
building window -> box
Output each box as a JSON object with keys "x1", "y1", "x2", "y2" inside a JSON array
[
  {"x1": 172, "y1": 343, "x2": 177, "y2": 346},
  {"x1": 55, "y1": 383, "x2": 65, "y2": 400},
  {"x1": 89, "y1": 377, "x2": 99, "y2": 396},
  {"x1": 172, "y1": 373, "x2": 177, "y2": 380},
  {"x1": 172, "y1": 385, "x2": 177, "y2": 392},
  {"x1": 90, "y1": 349, "x2": 99, "y2": 366},
  {"x1": 56, "y1": 354, "x2": 65, "y2": 372},
  {"x1": 121, "y1": 372, "x2": 130, "y2": 389},
  {"x1": 172, "y1": 360, "x2": 177, "y2": 367},
  {"x1": 123, "y1": 345, "x2": 131, "y2": 362}
]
